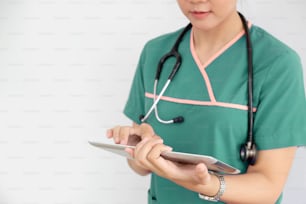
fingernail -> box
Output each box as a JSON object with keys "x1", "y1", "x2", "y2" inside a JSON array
[
  {"x1": 166, "y1": 146, "x2": 173, "y2": 151},
  {"x1": 114, "y1": 137, "x2": 120, "y2": 144},
  {"x1": 120, "y1": 139, "x2": 127, "y2": 145},
  {"x1": 106, "y1": 129, "x2": 111, "y2": 138}
]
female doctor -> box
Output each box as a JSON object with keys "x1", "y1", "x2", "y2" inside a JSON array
[{"x1": 107, "y1": 0, "x2": 306, "y2": 203}]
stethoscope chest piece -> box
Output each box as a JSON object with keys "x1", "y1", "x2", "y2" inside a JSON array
[{"x1": 240, "y1": 142, "x2": 257, "y2": 165}]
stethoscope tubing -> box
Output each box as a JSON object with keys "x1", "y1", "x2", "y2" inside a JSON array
[
  {"x1": 141, "y1": 25, "x2": 192, "y2": 124},
  {"x1": 141, "y1": 79, "x2": 172, "y2": 123},
  {"x1": 239, "y1": 12, "x2": 254, "y2": 149}
]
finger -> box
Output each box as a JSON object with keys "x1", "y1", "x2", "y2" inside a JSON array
[
  {"x1": 112, "y1": 126, "x2": 121, "y2": 144},
  {"x1": 147, "y1": 143, "x2": 173, "y2": 161},
  {"x1": 130, "y1": 123, "x2": 155, "y2": 140},
  {"x1": 195, "y1": 163, "x2": 211, "y2": 184},
  {"x1": 134, "y1": 137, "x2": 163, "y2": 169},
  {"x1": 146, "y1": 143, "x2": 175, "y2": 178},
  {"x1": 106, "y1": 128, "x2": 113, "y2": 138},
  {"x1": 119, "y1": 127, "x2": 132, "y2": 145},
  {"x1": 125, "y1": 147, "x2": 134, "y2": 159},
  {"x1": 134, "y1": 137, "x2": 160, "y2": 158}
]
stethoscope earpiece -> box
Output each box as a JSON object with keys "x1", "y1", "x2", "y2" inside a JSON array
[
  {"x1": 139, "y1": 115, "x2": 145, "y2": 122},
  {"x1": 173, "y1": 116, "x2": 184, "y2": 123}
]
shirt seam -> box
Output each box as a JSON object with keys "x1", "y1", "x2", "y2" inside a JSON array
[{"x1": 145, "y1": 92, "x2": 257, "y2": 112}]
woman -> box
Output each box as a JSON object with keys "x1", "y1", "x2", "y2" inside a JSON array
[{"x1": 107, "y1": 0, "x2": 306, "y2": 203}]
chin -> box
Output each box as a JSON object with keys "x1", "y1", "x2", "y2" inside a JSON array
[{"x1": 191, "y1": 21, "x2": 219, "y2": 32}]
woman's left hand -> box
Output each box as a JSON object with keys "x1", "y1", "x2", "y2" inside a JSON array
[{"x1": 131, "y1": 135, "x2": 212, "y2": 186}]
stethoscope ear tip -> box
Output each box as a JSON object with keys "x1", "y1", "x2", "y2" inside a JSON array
[
  {"x1": 139, "y1": 114, "x2": 145, "y2": 122},
  {"x1": 173, "y1": 116, "x2": 184, "y2": 123}
]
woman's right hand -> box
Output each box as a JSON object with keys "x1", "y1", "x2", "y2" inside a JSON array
[
  {"x1": 106, "y1": 123, "x2": 155, "y2": 147},
  {"x1": 106, "y1": 123, "x2": 157, "y2": 176}
]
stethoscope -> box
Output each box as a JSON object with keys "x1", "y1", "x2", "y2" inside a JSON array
[{"x1": 140, "y1": 12, "x2": 257, "y2": 165}]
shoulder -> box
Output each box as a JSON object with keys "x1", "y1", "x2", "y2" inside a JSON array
[
  {"x1": 142, "y1": 27, "x2": 186, "y2": 52},
  {"x1": 138, "y1": 26, "x2": 187, "y2": 63},
  {"x1": 250, "y1": 25, "x2": 301, "y2": 64},
  {"x1": 250, "y1": 24, "x2": 302, "y2": 81}
]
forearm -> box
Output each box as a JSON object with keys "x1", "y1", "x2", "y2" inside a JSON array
[
  {"x1": 222, "y1": 173, "x2": 280, "y2": 204},
  {"x1": 173, "y1": 172, "x2": 280, "y2": 204},
  {"x1": 127, "y1": 159, "x2": 151, "y2": 176},
  {"x1": 172, "y1": 147, "x2": 296, "y2": 204}
]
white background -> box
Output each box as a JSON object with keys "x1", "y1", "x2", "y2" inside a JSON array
[{"x1": 0, "y1": 0, "x2": 305, "y2": 203}]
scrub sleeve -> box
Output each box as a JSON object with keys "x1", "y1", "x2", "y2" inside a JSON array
[
  {"x1": 253, "y1": 50, "x2": 306, "y2": 149},
  {"x1": 124, "y1": 46, "x2": 146, "y2": 124}
]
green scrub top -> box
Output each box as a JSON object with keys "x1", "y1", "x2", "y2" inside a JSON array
[{"x1": 123, "y1": 24, "x2": 306, "y2": 204}]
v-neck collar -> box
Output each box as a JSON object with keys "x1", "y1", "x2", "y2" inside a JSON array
[{"x1": 190, "y1": 23, "x2": 252, "y2": 69}]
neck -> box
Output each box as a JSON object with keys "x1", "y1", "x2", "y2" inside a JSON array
[{"x1": 192, "y1": 12, "x2": 244, "y2": 64}]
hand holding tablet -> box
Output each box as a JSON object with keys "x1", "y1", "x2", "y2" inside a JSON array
[{"x1": 89, "y1": 141, "x2": 240, "y2": 174}]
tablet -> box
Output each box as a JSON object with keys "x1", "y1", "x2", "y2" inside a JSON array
[{"x1": 89, "y1": 141, "x2": 240, "y2": 174}]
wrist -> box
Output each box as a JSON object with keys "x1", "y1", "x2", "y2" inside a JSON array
[{"x1": 198, "y1": 172, "x2": 226, "y2": 202}]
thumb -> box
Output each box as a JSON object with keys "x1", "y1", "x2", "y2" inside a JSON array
[
  {"x1": 131, "y1": 123, "x2": 155, "y2": 139},
  {"x1": 194, "y1": 163, "x2": 211, "y2": 185}
]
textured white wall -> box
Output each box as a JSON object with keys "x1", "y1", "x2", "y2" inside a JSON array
[{"x1": 0, "y1": 1, "x2": 305, "y2": 204}]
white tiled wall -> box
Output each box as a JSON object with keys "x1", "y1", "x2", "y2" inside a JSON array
[{"x1": 0, "y1": 1, "x2": 305, "y2": 203}]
